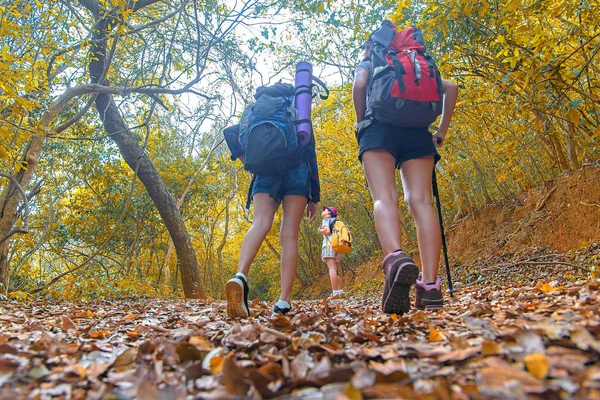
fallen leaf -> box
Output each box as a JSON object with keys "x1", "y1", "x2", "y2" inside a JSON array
[
  {"x1": 361, "y1": 383, "x2": 415, "y2": 398},
  {"x1": 189, "y1": 336, "x2": 213, "y2": 351},
  {"x1": 269, "y1": 313, "x2": 291, "y2": 328},
  {"x1": 437, "y1": 346, "x2": 480, "y2": 363},
  {"x1": 176, "y1": 342, "x2": 202, "y2": 363},
  {"x1": 571, "y1": 328, "x2": 600, "y2": 352},
  {"x1": 222, "y1": 354, "x2": 250, "y2": 396},
  {"x1": 351, "y1": 369, "x2": 376, "y2": 390},
  {"x1": 482, "y1": 340, "x2": 503, "y2": 356},
  {"x1": 112, "y1": 348, "x2": 137, "y2": 369},
  {"x1": 524, "y1": 353, "x2": 549, "y2": 379},
  {"x1": 202, "y1": 347, "x2": 223, "y2": 374},
  {"x1": 90, "y1": 330, "x2": 110, "y2": 339},
  {"x1": 61, "y1": 316, "x2": 78, "y2": 333},
  {"x1": 344, "y1": 382, "x2": 363, "y2": 400},
  {"x1": 429, "y1": 325, "x2": 447, "y2": 342},
  {"x1": 535, "y1": 282, "x2": 563, "y2": 294},
  {"x1": 290, "y1": 350, "x2": 309, "y2": 379},
  {"x1": 479, "y1": 366, "x2": 546, "y2": 394},
  {"x1": 516, "y1": 330, "x2": 545, "y2": 355}
]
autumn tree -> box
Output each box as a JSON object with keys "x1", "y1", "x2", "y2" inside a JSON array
[{"x1": 0, "y1": 0, "x2": 273, "y2": 297}]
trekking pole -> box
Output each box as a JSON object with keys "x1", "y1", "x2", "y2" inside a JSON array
[{"x1": 432, "y1": 153, "x2": 455, "y2": 297}]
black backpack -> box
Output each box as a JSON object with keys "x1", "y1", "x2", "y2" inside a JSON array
[
  {"x1": 238, "y1": 83, "x2": 302, "y2": 177},
  {"x1": 223, "y1": 81, "x2": 328, "y2": 208}
]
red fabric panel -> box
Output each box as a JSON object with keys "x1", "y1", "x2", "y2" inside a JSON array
[
  {"x1": 386, "y1": 53, "x2": 441, "y2": 102},
  {"x1": 390, "y1": 27, "x2": 425, "y2": 52}
]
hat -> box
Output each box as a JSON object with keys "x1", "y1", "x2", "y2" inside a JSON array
[{"x1": 322, "y1": 206, "x2": 337, "y2": 217}]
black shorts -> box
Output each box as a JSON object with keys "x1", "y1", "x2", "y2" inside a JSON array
[{"x1": 357, "y1": 121, "x2": 441, "y2": 168}]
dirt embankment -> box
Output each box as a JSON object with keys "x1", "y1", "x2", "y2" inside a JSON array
[{"x1": 447, "y1": 164, "x2": 600, "y2": 264}]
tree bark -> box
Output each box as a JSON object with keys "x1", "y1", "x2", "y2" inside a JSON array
[
  {"x1": 565, "y1": 122, "x2": 580, "y2": 170},
  {"x1": 0, "y1": 241, "x2": 8, "y2": 294}
]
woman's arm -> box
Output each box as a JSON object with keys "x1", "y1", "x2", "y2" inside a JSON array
[
  {"x1": 434, "y1": 79, "x2": 459, "y2": 147},
  {"x1": 318, "y1": 226, "x2": 330, "y2": 235},
  {"x1": 306, "y1": 133, "x2": 320, "y2": 204},
  {"x1": 353, "y1": 66, "x2": 370, "y2": 123}
]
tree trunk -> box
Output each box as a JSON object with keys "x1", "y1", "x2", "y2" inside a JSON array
[
  {"x1": 548, "y1": 131, "x2": 570, "y2": 171},
  {"x1": 0, "y1": 241, "x2": 8, "y2": 295},
  {"x1": 565, "y1": 122, "x2": 580, "y2": 170},
  {"x1": 217, "y1": 187, "x2": 235, "y2": 298},
  {"x1": 92, "y1": 93, "x2": 205, "y2": 298},
  {"x1": 0, "y1": 134, "x2": 45, "y2": 293}
]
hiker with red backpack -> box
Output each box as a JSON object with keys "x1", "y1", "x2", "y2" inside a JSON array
[
  {"x1": 222, "y1": 73, "x2": 327, "y2": 317},
  {"x1": 352, "y1": 21, "x2": 458, "y2": 315}
]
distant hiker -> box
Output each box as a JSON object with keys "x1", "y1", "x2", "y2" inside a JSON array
[
  {"x1": 352, "y1": 21, "x2": 458, "y2": 314},
  {"x1": 319, "y1": 206, "x2": 344, "y2": 298},
  {"x1": 222, "y1": 82, "x2": 322, "y2": 317}
]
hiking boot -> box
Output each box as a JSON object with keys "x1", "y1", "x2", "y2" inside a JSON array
[
  {"x1": 415, "y1": 277, "x2": 444, "y2": 310},
  {"x1": 381, "y1": 250, "x2": 419, "y2": 315},
  {"x1": 225, "y1": 274, "x2": 249, "y2": 318},
  {"x1": 328, "y1": 292, "x2": 345, "y2": 300}
]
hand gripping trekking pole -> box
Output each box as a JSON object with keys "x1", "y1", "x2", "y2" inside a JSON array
[{"x1": 432, "y1": 137, "x2": 455, "y2": 297}]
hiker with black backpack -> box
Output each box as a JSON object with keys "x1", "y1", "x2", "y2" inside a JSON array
[
  {"x1": 352, "y1": 21, "x2": 458, "y2": 315},
  {"x1": 222, "y1": 81, "x2": 323, "y2": 318}
]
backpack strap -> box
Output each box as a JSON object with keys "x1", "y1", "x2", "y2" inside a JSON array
[
  {"x1": 329, "y1": 217, "x2": 337, "y2": 233},
  {"x1": 304, "y1": 152, "x2": 312, "y2": 202},
  {"x1": 408, "y1": 50, "x2": 422, "y2": 82},
  {"x1": 294, "y1": 68, "x2": 330, "y2": 100},
  {"x1": 311, "y1": 76, "x2": 329, "y2": 100},
  {"x1": 424, "y1": 53, "x2": 435, "y2": 78},
  {"x1": 246, "y1": 175, "x2": 257, "y2": 209},
  {"x1": 269, "y1": 175, "x2": 284, "y2": 205},
  {"x1": 388, "y1": 51, "x2": 407, "y2": 92}
]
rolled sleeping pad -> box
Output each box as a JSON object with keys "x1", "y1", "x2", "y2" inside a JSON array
[{"x1": 295, "y1": 61, "x2": 313, "y2": 146}]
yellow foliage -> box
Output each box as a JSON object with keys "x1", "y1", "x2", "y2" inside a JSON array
[{"x1": 8, "y1": 291, "x2": 30, "y2": 301}]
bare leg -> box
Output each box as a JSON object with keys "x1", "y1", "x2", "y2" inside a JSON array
[
  {"x1": 325, "y1": 258, "x2": 342, "y2": 290},
  {"x1": 279, "y1": 195, "x2": 307, "y2": 302},
  {"x1": 400, "y1": 156, "x2": 441, "y2": 283},
  {"x1": 237, "y1": 193, "x2": 277, "y2": 277},
  {"x1": 362, "y1": 149, "x2": 402, "y2": 255}
]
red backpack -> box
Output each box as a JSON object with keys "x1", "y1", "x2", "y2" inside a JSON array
[{"x1": 366, "y1": 21, "x2": 443, "y2": 128}]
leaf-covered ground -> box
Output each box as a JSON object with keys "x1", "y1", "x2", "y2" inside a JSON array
[{"x1": 1, "y1": 259, "x2": 600, "y2": 399}]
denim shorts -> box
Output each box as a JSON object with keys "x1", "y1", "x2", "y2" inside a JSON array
[
  {"x1": 251, "y1": 161, "x2": 309, "y2": 204},
  {"x1": 357, "y1": 120, "x2": 440, "y2": 168}
]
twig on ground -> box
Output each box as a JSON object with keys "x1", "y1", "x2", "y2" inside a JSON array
[
  {"x1": 580, "y1": 201, "x2": 600, "y2": 208},
  {"x1": 502, "y1": 260, "x2": 591, "y2": 272},
  {"x1": 535, "y1": 186, "x2": 557, "y2": 212},
  {"x1": 505, "y1": 219, "x2": 525, "y2": 242}
]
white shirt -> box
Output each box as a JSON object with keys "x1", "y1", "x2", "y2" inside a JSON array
[{"x1": 321, "y1": 217, "x2": 335, "y2": 248}]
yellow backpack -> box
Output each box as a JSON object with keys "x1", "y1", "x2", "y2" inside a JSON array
[{"x1": 331, "y1": 220, "x2": 352, "y2": 254}]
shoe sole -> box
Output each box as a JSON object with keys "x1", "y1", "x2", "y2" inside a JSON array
[
  {"x1": 225, "y1": 279, "x2": 249, "y2": 318},
  {"x1": 421, "y1": 298, "x2": 444, "y2": 311},
  {"x1": 416, "y1": 304, "x2": 444, "y2": 311},
  {"x1": 382, "y1": 262, "x2": 419, "y2": 315}
]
